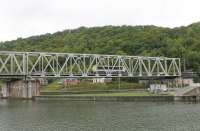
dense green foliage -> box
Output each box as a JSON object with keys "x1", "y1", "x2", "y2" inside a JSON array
[{"x1": 0, "y1": 22, "x2": 200, "y2": 72}]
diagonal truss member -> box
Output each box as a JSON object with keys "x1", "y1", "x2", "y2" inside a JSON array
[{"x1": 0, "y1": 51, "x2": 181, "y2": 78}]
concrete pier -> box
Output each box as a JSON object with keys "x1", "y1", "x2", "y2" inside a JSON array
[{"x1": 1, "y1": 79, "x2": 40, "y2": 99}]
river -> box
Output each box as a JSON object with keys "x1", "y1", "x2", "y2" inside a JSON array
[{"x1": 0, "y1": 100, "x2": 200, "y2": 131}]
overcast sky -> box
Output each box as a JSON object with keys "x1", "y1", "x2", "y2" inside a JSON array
[{"x1": 0, "y1": 0, "x2": 200, "y2": 42}]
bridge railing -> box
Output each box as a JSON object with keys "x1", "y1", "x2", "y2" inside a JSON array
[{"x1": 0, "y1": 51, "x2": 181, "y2": 78}]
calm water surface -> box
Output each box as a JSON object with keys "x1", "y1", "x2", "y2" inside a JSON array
[{"x1": 0, "y1": 100, "x2": 200, "y2": 131}]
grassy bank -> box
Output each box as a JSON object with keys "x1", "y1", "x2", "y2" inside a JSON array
[
  {"x1": 60, "y1": 92, "x2": 171, "y2": 96},
  {"x1": 40, "y1": 80, "x2": 174, "y2": 97},
  {"x1": 41, "y1": 80, "x2": 144, "y2": 91},
  {"x1": 40, "y1": 90, "x2": 173, "y2": 96}
]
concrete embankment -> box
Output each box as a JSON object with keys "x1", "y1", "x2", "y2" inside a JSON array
[
  {"x1": 2, "y1": 95, "x2": 200, "y2": 102},
  {"x1": 35, "y1": 95, "x2": 174, "y2": 101},
  {"x1": 35, "y1": 95, "x2": 200, "y2": 102},
  {"x1": 174, "y1": 96, "x2": 200, "y2": 102}
]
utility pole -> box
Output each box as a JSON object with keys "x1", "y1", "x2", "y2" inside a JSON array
[
  {"x1": 118, "y1": 77, "x2": 121, "y2": 90},
  {"x1": 183, "y1": 58, "x2": 186, "y2": 71}
]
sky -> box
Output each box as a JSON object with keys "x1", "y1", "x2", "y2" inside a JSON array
[{"x1": 0, "y1": 0, "x2": 200, "y2": 42}]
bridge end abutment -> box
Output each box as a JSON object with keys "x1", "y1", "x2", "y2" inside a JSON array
[{"x1": 1, "y1": 79, "x2": 40, "y2": 99}]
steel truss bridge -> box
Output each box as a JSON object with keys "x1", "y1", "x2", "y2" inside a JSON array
[{"x1": 0, "y1": 51, "x2": 181, "y2": 78}]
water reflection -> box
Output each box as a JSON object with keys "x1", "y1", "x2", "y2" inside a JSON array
[{"x1": 0, "y1": 100, "x2": 200, "y2": 131}]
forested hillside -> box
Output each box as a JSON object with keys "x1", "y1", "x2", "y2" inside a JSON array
[{"x1": 0, "y1": 22, "x2": 200, "y2": 72}]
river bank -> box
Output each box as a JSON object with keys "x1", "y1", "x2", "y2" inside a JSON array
[
  {"x1": 35, "y1": 95, "x2": 174, "y2": 101},
  {"x1": 1, "y1": 94, "x2": 199, "y2": 102},
  {"x1": 35, "y1": 95, "x2": 200, "y2": 102},
  {"x1": 34, "y1": 90, "x2": 200, "y2": 102},
  {"x1": 1, "y1": 89, "x2": 199, "y2": 102}
]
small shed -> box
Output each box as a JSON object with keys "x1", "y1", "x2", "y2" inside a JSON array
[
  {"x1": 92, "y1": 78, "x2": 112, "y2": 83},
  {"x1": 63, "y1": 78, "x2": 80, "y2": 85}
]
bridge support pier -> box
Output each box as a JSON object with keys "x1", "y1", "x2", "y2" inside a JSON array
[{"x1": 1, "y1": 79, "x2": 40, "y2": 99}]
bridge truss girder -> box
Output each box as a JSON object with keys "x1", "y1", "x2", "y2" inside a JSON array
[{"x1": 0, "y1": 51, "x2": 181, "y2": 78}]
